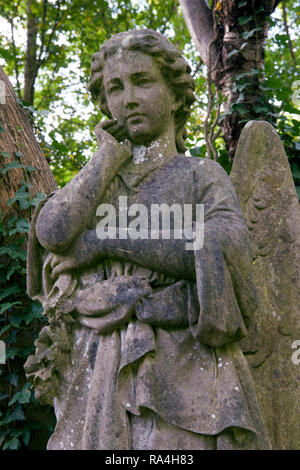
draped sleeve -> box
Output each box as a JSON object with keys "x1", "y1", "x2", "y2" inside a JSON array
[
  {"x1": 189, "y1": 159, "x2": 258, "y2": 347},
  {"x1": 27, "y1": 192, "x2": 56, "y2": 302}
]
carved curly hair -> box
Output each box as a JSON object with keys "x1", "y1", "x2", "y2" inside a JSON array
[{"x1": 87, "y1": 29, "x2": 196, "y2": 152}]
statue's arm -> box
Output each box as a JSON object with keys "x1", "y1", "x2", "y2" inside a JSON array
[
  {"x1": 50, "y1": 159, "x2": 250, "y2": 283},
  {"x1": 36, "y1": 130, "x2": 131, "y2": 254},
  {"x1": 51, "y1": 227, "x2": 196, "y2": 281},
  {"x1": 50, "y1": 159, "x2": 257, "y2": 336}
]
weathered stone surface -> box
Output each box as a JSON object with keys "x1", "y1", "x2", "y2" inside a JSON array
[
  {"x1": 231, "y1": 120, "x2": 300, "y2": 449},
  {"x1": 25, "y1": 30, "x2": 273, "y2": 450}
]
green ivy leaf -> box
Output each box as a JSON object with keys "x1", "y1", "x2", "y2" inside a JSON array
[
  {"x1": 22, "y1": 428, "x2": 31, "y2": 446},
  {"x1": 19, "y1": 180, "x2": 32, "y2": 189},
  {"x1": 5, "y1": 347, "x2": 21, "y2": 360},
  {"x1": 8, "y1": 373, "x2": 19, "y2": 387},
  {"x1": 7, "y1": 191, "x2": 30, "y2": 208},
  {"x1": 190, "y1": 147, "x2": 205, "y2": 157},
  {"x1": 0, "y1": 393, "x2": 9, "y2": 402},
  {"x1": 0, "y1": 324, "x2": 11, "y2": 335},
  {"x1": 0, "y1": 285, "x2": 22, "y2": 301},
  {"x1": 218, "y1": 109, "x2": 232, "y2": 122},
  {"x1": 241, "y1": 28, "x2": 262, "y2": 40},
  {"x1": 0, "y1": 162, "x2": 24, "y2": 174},
  {"x1": 30, "y1": 192, "x2": 46, "y2": 207},
  {"x1": 238, "y1": 15, "x2": 253, "y2": 26},
  {"x1": 231, "y1": 103, "x2": 249, "y2": 115},
  {"x1": 9, "y1": 312, "x2": 23, "y2": 327},
  {"x1": 291, "y1": 164, "x2": 300, "y2": 180},
  {"x1": 6, "y1": 264, "x2": 19, "y2": 281},
  {"x1": 8, "y1": 218, "x2": 30, "y2": 236},
  {"x1": 235, "y1": 69, "x2": 259, "y2": 80},
  {"x1": 25, "y1": 166, "x2": 37, "y2": 173},
  {"x1": 8, "y1": 383, "x2": 31, "y2": 406},
  {"x1": 253, "y1": 104, "x2": 269, "y2": 113},
  {"x1": 0, "y1": 246, "x2": 26, "y2": 261},
  {"x1": 0, "y1": 404, "x2": 25, "y2": 425},
  {"x1": 3, "y1": 437, "x2": 20, "y2": 450},
  {"x1": 7, "y1": 216, "x2": 17, "y2": 228},
  {"x1": 227, "y1": 49, "x2": 239, "y2": 58},
  {"x1": 236, "y1": 83, "x2": 249, "y2": 92},
  {"x1": 0, "y1": 302, "x2": 22, "y2": 314}
]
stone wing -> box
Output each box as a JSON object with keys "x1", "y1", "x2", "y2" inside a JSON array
[{"x1": 230, "y1": 120, "x2": 300, "y2": 449}]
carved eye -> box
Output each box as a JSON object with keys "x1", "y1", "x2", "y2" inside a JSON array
[
  {"x1": 135, "y1": 77, "x2": 153, "y2": 87},
  {"x1": 108, "y1": 82, "x2": 123, "y2": 94},
  {"x1": 109, "y1": 86, "x2": 120, "y2": 94}
]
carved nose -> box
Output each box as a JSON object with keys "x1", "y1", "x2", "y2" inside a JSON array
[
  {"x1": 125, "y1": 101, "x2": 138, "y2": 110},
  {"x1": 124, "y1": 85, "x2": 138, "y2": 110}
]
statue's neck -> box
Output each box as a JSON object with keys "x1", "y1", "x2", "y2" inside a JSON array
[{"x1": 131, "y1": 132, "x2": 178, "y2": 171}]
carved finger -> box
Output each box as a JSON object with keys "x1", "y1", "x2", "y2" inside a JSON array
[
  {"x1": 111, "y1": 126, "x2": 127, "y2": 142},
  {"x1": 52, "y1": 260, "x2": 73, "y2": 277},
  {"x1": 94, "y1": 123, "x2": 120, "y2": 147},
  {"x1": 50, "y1": 255, "x2": 63, "y2": 270},
  {"x1": 95, "y1": 120, "x2": 127, "y2": 142},
  {"x1": 99, "y1": 119, "x2": 118, "y2": 130},
  {"x1": 78, "y1": 304, "x2": 133, "y2": 334},
  {"x1": 104, "y1": 122, "x2": 127, "y2": 141}
]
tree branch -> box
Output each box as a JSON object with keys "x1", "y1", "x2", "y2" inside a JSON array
[
  {"x1": 179, "y1": 0, "x2": 217, "y2": 66},
  {"x1": 281, "y1": 0, "x2": 296, "y2": 67},
  {"x1": 9, "y1": 18, "x2": 22, "y2": 99},
  {"x1": 0, "y1": 6, "x2": 22, "y2": 99},
  {"x1": 160, "y1": 1, "x2": 177, "y2": 34},
  {"x1": 37, "y1": 0, "x2": 48, "y2": 65},
  {"x1": 38, "y1": 0, "x2": 64, "y2": 65},
  {"x1": 23, "y1": 0, "x2": 38, "y2": 104}
]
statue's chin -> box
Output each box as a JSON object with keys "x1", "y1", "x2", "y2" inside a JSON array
[
  {"x1": 127, "y1": 121, "x2": 152, "y2": 144},
  {"x1": 128, "y1": 129, "x2": 160, "y2": 148}
]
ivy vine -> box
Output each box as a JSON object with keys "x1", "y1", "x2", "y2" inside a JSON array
[{"x1": 0, "y1": 153, "x2": 56, "y2": 450}]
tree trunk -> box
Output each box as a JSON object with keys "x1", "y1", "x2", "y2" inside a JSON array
[
  {"x1": 0, "y1": 64, "x2": 57, "y2": 219},
  {"x1": 23, "y1": 0, "x2": 39, "y2": 105},
  {"x1": 180, "y1": 0, "x2": 280, "y2": 158},
  {"x1": 213, "y1": 1, "x2": 272, "y2": 157},
  {"x1": 0, "y1": 66, "x2": 57, "y2": 450}
]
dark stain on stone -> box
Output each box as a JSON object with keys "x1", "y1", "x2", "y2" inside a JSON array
[{"x1": 89, "y1": 341, "x2": 98, "y2": 370}]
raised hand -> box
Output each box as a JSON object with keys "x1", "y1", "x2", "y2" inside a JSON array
[{"x1": 95, "y1": 118, "x2": 128, "y2": 146}]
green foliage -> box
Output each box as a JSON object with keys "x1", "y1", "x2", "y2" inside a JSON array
[
  {"x1": 0, "y1": 0, "x2": 193, "y2": 186},
  {"x1": 2, "y1": 0, "x2": 298, "y2": 189},
  {"x1": 189, "y1": 1, "x2": 299, "y2": 192},
  {"x1": 0, "y1": 161, "x2": 55, "y2": 449},
  {"x1": 264, "y1": 0, "x2": 300, "y2": 198}
]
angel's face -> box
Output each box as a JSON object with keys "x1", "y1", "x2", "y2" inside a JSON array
[{"x1": 103, "y1": 49, "x2": 177, "y2": 145}]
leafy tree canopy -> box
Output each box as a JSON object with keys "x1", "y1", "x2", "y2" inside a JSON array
[{"x1": 0, "y1": 0, "x2": 298, "y2": 190}]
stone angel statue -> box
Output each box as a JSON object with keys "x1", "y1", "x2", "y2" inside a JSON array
[{"x1": 25, "y1": 29, "x2": 277, "y2": 450}]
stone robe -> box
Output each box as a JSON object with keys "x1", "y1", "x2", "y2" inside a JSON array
[{"x1": 25, "y1": 154, "x2": 271, "y2": 450}]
